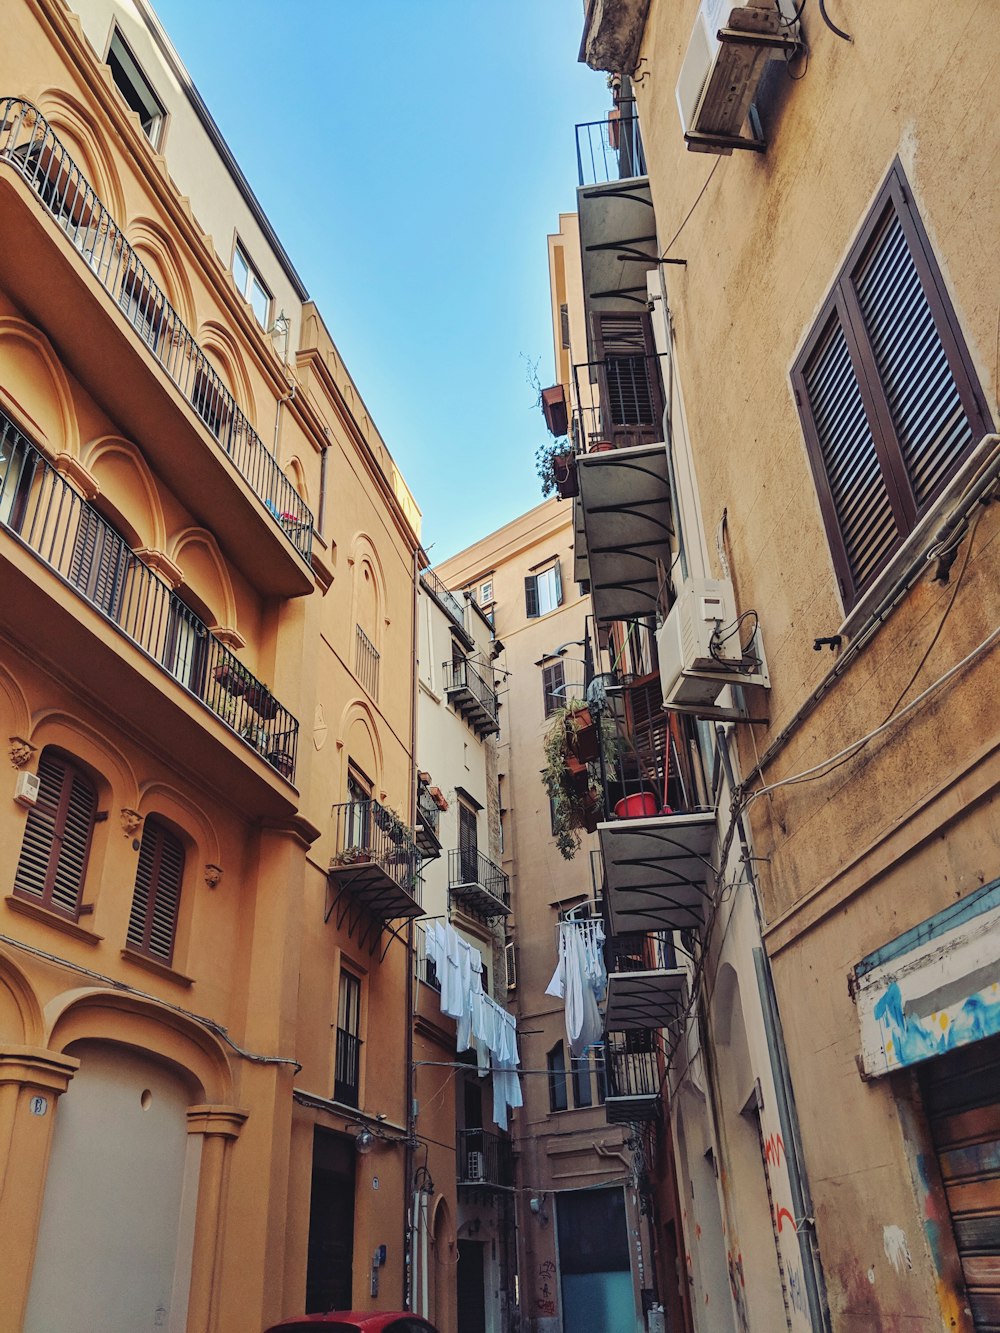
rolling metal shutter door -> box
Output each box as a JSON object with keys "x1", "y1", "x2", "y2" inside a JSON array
[{"x1": 923, "y1": 1038, "x2": 1000, "y2": 1330}]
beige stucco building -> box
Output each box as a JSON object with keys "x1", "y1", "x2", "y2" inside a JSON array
[
  {"x1": 567, "y1": 0, "x2": 1000, "y2": 1330},
  {"x1": 0, "y1": 1, "x2": 429, "y2": 1328}
]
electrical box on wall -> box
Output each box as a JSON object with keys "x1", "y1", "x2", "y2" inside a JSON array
[{"x1": 14, "y1": 770, "x2": 40, "y2": 807}]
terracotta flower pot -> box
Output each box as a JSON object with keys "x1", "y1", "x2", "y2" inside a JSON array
[{"x1": 553, "y1": 453, "x2": 579, "y2": 500}]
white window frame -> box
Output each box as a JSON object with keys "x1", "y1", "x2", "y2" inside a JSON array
[
  {"x1": 106, "y1": 29, "x2": 166, "y2": 149},
  {"x1": 231, "y1": 240, "x2": 272, "y2": 329}
]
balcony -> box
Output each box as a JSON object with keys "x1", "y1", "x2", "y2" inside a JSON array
[
  {"x1": 457, "y1": 1127, "x2": 513, "y2": 1189},
  {"x1": 421, "y1": 567, "x2": 471, "y2": 640},
  {"x1": 334, "y1": 1028, "x2": 361, "y2": 1109},
  {"x1": 603, "y1": 1033, "x2": 661, "y2": 1124},
  {"x1": 415, "y1": 782, "x2": 443, "y2": 860},
  {"x1": 604, "y1": 932, "x2": 688, "y2": 1033},
  {"x1": 575, "y1": 104, "x2": 657, "y2": 337},
  {"x1": 0, "y1": 98, "x2": 313, "y2": 597},
  {"x1": 328, "y1": 799, "x2": 424, "y2": 943},
  {"x1": 448, "y1": 848, "x2": 511, "y2": 921},
  {"x1": 444, "y1": 659, "x2": 500, "y2": 737},
  {"x1": 0, "y1": 406, "x2": 300, "y2": 802}
]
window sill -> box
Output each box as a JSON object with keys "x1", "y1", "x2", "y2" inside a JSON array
[
  {"x1": 839, "y1": 432, "x2": 1000, "y2": 642},
  {"x1": 5, "y1": 893, "x2": 102, "y2": 944},
  {"x1": 120, "y1": 948, "x2": 194, "y2": 988}
]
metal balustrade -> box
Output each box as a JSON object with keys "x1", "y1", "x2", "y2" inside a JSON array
[
  {"x1": 448, "y1": 847, "x2": 511, "y2": 918},
  {"x1": 603, "y1": 1035, "x2": 661, "y2": 1123},
  {"x1": 575, "y1": 103, "x2": 647, "y2": 186},
  {"x1": 354, "y1": 624, "x2": 380, "y2": 699},
  {"x1": 334, "y1": 1027, "x2": 361, "y2": 1108},
  {"x1": 606, "y1": 932, "x2": 677, "y2": 975},
  {"x1": 457, "y1": 1127, "x2": 513, "y2": 1188},
  {"x1": 0, "y1": 97, "x2": 313, "y2": 564},
  {"x1": 420, "y1": 566, "x2": 467, "y2": 630},
  {"x1": 443, "y1": 658, "x2": 500, "y2": 736},
  {"x1": 571, "y1": 354, "x2": 667, "y2": 454},
  {"x1": 0, "y1": 406, "x2": 299, "y2": 780},
  {"x1": 328, "y1": 798, "x2": 423, "y2": 917}
]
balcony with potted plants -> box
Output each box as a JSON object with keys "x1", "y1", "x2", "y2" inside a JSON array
[
  {"x1": 328, "y1": 798, "x2": 424, "y2": 940},
  {"x1": 0, "y1": 405, "x2": 300, "y2": 810},
  {"x1": 0, "y1": 97, "x2": 314, "y2": 598}
]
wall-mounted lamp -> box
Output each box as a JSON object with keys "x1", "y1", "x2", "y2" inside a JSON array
[
  {"x1": 354, "y1": 1127, "x2": 375, "y2": 1155},
  {"x1": 529, "y1": 1195, "x2": 549, "y2": 1224}
]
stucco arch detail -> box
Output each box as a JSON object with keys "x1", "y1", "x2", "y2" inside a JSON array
[
  {"x1": 44, "y1": 989, "x2": 233, "y2": 1104},
  {"x1": 349, "y1": 532, "x2": 387, "y2": 648},
  {"x1": 337, "y1": 698, "x2": 384, "y2": 793},
  {"x1": 125, "y1": 216, "x2": 197, "y2": 330},
  {"x1": 286, "y1": 455, "x2": 309, "y2": 508},
  {"x1": 36, "y1": 88, "x2": 127, "y2": 222},
  {"x1": 0, "y1": 661, "x2": 32, "y2": 741},
  {"x1": 198, "y1": 322, "x2": 257, "y2": 425},
  {"x1": 711, "y1": 961, "x2": 740, "y2": 1047},
  {"x1": 0, "y1": 949, "x2": 44, "y2": 1046},
  {"x1": 29, "y1": 710, "x2": 140, "y2": 809},
  {"x1": 168, "y1": 527, "x2": 237, "y2": 629},
  {"x1": 82, "y1": 434, "x2": 166, "y2": 551},
  {"x1": 0, "y1": 317, "x2": 78, "y2": 458},
  {"x1": 137, "y1": 779, "x2": 221, "y2": 868}
]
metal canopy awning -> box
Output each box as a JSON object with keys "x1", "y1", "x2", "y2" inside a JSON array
[
  {"x1": 599, "y1": 812, "x2": 716, "y2": 934},
  {"x1": 606, "y1": 968, "x2": 688, "y2": 1031},
  {"x1": 577, "y1": 443, "x2": 674, "y2": 622},
  {"x1": 577, "y1": 177, "x2": 657, "y2": 326}
]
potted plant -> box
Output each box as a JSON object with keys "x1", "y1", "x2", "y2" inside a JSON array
[
  {"x1": 213, "y1": 660, "x2": 252, "y2": 697},
  {"x1": 267, "y1": 748, "x2": 295, "y2": 779},
  {"x1": 244, "y1": 682, "x2": 280, "y2": 720},
  {"x1": 542, "y1": 704, "x2": 609, "y2": 860},
  {"x1": 535, "y1": 439, "x2": 578, "y2": 500},
  {"x1": 331, "y1": 846, "x2": 371, "y2": 869},
  {"x1": 541, "y1": 384, "x2": 569, "y2": 437}
]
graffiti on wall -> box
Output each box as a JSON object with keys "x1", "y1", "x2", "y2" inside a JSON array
[{"x1": 535, "y1": 1259, "x2": 556, "y2": 1317}]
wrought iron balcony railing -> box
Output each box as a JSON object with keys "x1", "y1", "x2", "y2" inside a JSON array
[
  {"x1": 603, "y1": 1034, "x2": 661, "y2": 1123},
  {"x1": 354, "y1": 624, "x2": 380, "y2": 700},
  {"x1": 334, "y1": 1027, "x2": 361, "y2": 1108},
  {"x1": 571, "y1": 354, "x2": 666, "y2": 453},
  {"x1": 448, "y1": 848, "x2": 511, "y2": 919},
  {"x1": 415, "y1": 783, "x2": 442, "y2": 858},
  {"x1": 328, "y1": 798, "x2": 423, "y2": 913},
  {"x1": 420, "y1": 566, "x2": 467, "y2": 632},
  {"x1": 443, "y1": 658, "x2": 500, "y2": 736},
  {"x1": 0, "y1": 97, "x2": 313, "y2": 564},
  {"x1": 457, "y1": 1127, "x2": 513, "y2": 1189},
  {"x1": 606, "y1": 932, "x2": 677, "y2": 975},
  {"x1": 0, "y1": 405, "x2": 299, "y2": 779},
  {"x1": 576, "y1": 103, "x2": 647, "y2": 187}
]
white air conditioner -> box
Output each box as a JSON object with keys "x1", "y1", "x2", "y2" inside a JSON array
[
  {"x1": 657, "y1": 576, "x2": 768, "y2": 712},
  {"x1": 14, "y1": 770, "x2": 40, "y2": 807},
  {"x1": 676, "y1": 0, "x2": 800, "y2": 149},
  {"x1": 466, "y1": 1151, "x2": 485, "y2": 1183}
]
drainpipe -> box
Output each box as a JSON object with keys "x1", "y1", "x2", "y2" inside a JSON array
[
  {"x1": 318, "y1": 432, "x2": 329, "y2": 538},
  {"x1": 715, "y1": 727, "x2": 831, "y2": 1331},
  {"x1": 272, "y1": 383, "x2": 296, "y2": 456},
  {"x1": 403, "y1": 542, "x2": 422, "y2": 1308}
]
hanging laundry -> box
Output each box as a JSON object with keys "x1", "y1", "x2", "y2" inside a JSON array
[{"x1": 546, "y1": 918, "x2": 607, "y2": 1056}]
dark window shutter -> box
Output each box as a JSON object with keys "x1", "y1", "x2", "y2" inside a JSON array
[
  {"x1": 542, "y1": 661, "x2": 566, "y2": 716},
  {"x1": 553, "y1": 559, "x2": 564, "y2": 606},
  {"x1": 127, "y1": 817, "x2": 184, "y2": 963},
  {"x1": 560, "y1": 303, "x2": 571, "y2": 350},
  {"x1": 14, "y1": 750, "x2": 96, "y2": 918},
  {"x1": 70, "y1": 508, "x2": 127, "y2": 618},
  {"x1": 524, "y1": 574, "x2": 539, "y2": 619},
  {"x1": 793, "y1": 162, "x2": 992, "y2": 608},
  {"x1": 591, "y1": 311, "x2": 663, "y2": 445}
]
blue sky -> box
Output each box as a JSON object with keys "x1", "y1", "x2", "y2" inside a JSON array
[{"x1": 152, "y1": 0, "x2": 610, "y2": 561}]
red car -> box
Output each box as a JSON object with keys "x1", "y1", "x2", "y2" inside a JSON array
[{"x1": 264, "y1": 1315, "x2": 438, "y2": 1333}]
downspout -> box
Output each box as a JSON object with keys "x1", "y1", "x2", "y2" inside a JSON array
[
  {"x1": 403, "y1": 542, "x2": 422, "y2": 1308},
  {"x1": 715, "y1": 727, "x2": 831, "y2": 1331}
]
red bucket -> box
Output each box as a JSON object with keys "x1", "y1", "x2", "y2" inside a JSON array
[{"x1": 615, "y1": 793, "x2": 660, "y2": 819}]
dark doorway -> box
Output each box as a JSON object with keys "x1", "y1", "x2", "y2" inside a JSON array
[
  {"x1": 456, "y1": 1239, "x2": 487, "y2": 1333},
  {"x1": 306, "y1": 1129, "x2": 356, "y2": 1313}
]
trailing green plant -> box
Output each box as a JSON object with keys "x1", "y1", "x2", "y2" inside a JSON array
[{"x1": 535, "y1": 438, "x2": 572, "y2": 499}]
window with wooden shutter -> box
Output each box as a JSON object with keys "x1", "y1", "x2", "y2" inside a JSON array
[
  {"x1": 792, "y1": 161, "x2": 992, "y2": 609},
  {"x1": 126, "y1": 817, "x2": 185, "y2": 963},
  {"x1": 525, "y1": 561, "x2": 563, "y2": 618},
  {"x1": 69, "y1": 507, "x2": 129, "y2": 619},
  {"x1": 591, "y1": 310, "x2": 664, "y2": 449},
  {"x1": 542, "y1": 660, "x2": 566, "y2": 716},
  {"x1": 13, "y1": 749, "x2": 97, "y2": 918}
]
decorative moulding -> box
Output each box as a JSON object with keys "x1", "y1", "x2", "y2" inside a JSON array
[
  {"x1": 210, "y1": 625, "x2": 247, "y2": 651},
  {"x1": 204, "y1": 864, "x2": 223, "y2": 889},
  {"x1": 120, "y1": 808, "x2": 143, "y2": 838},
  {"x1": 53, "y1": 452, "x2": 99, "y2": 501},
  {"x1": 135, "y1": 548, "x2": 184, "y2": 589},
  {"x1": 9, "y1": 737, "x2": 35, "y2": 770}
]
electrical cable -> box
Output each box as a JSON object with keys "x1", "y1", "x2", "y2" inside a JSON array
[
  {"x1": 660, "y1": 158, "x2": 723, "y2": 259},
  {"x1": 817, "y1": 0, "x2": 853, "y2": 41}
]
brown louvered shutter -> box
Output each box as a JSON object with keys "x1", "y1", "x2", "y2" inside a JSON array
[
  {"x1": 13, "y1": 750, "x2": 96, "y2": 917},
  {"x1": 70, "y1": 508, "x2": 127, "y2": 618},
  {"x1": 793, "y1": 162, "x2": 991, "y2": 608},
  {"x1": 591, "y1": 310, "x2": 664, "y2": 448},
  {"x1": 127, "y1": 817, "x2": 184, "y2": 964}
]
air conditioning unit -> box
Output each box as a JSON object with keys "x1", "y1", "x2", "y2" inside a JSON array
[
  {"x1": 14, "y1": 770, "x2": 40, "y2": 807},
  {"x1": 466, "y1": 1151, "x2": 486, "y2": 1183},
  {"x1": 657, "y1": 576, "x2": 768, "y2": 712},
  {"x1": 676, "y1": 0, "x2": 800, "y2": 151}
]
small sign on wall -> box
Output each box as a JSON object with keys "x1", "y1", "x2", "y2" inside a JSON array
[{"x1": 29, "y1": 1095, "x2": 48, "y2": 1116}]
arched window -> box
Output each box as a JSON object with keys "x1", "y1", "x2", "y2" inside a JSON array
[
  {"x1": 126, "y1": 816, "x2": 185, "y2": 964},
  {"x1": 13, "y1": 749, "x2": 98, "y2": 918}
]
